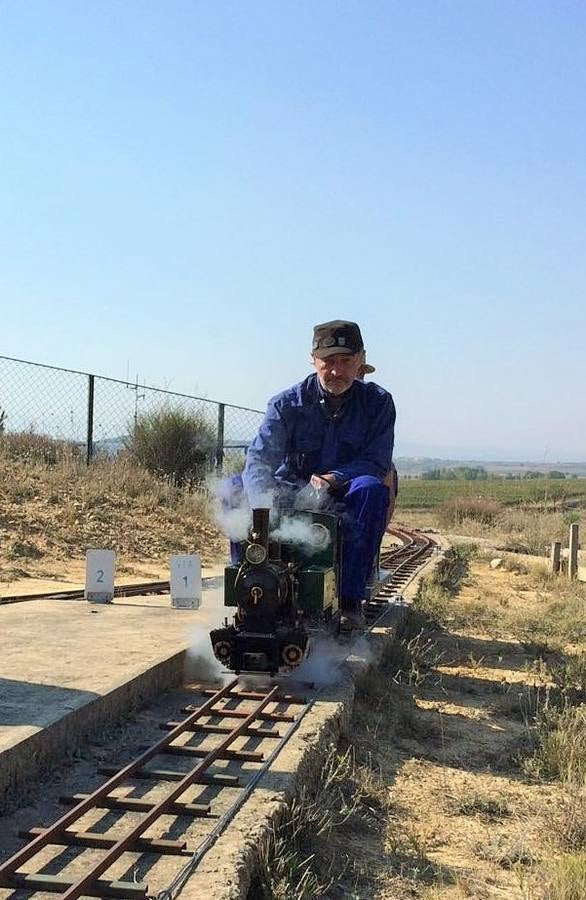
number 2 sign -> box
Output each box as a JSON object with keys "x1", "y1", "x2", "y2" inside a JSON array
[{"x1": 85, "y1": 550, "x2": 116, "y2": 603}]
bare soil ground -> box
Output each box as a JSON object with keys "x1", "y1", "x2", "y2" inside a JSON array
[
  {"x1": 357, "y1": 553, "x2": 586, "y2": 899},
  {"x1": 258, "y1": 541, "x2": 586, "y2": 899}
]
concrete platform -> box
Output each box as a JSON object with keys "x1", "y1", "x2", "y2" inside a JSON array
[{"x1": 0, "y1": 566, "x2": 226, "y2": 811}]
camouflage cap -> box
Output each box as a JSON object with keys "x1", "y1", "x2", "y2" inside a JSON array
[{"x1": 312, "y1": 320, "x2": 364, "y2": 359}]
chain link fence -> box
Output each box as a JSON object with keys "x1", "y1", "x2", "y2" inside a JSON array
[{"x1": 0, "y1": 355, "x2": 263, "y2": 471}]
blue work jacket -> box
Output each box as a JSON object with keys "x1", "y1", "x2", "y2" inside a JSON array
[{"x1": 242, "y1": 373, "x2": 395, "y2": 501}]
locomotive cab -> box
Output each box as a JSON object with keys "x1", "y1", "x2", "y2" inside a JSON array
[{"x1": 210, "y1": 506, "x2": 342, "y2": 674}]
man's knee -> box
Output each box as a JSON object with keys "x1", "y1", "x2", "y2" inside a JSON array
[{"x1": 346, "y1": 475, "x2": 389, "y2": 500}]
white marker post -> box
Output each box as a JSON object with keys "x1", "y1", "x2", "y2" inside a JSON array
[
  {"x1": 170, "y1": 555, "x2": 202, "y2": 609},
  {"x1": 85, "y1": 549, "x2": 116, "y2": 603}
]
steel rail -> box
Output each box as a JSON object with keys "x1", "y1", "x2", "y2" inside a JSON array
[
  {"x1": 152, "y1": 576, "x2": 408, "y2": 900},
  {"x1": 0, "y1": 580, "x2": 171, "y2": 606},
  {"x1": 58, "y1": 685, "x2": 281, "y2": 900},
  {"x1": 0, "y1": 677, "x2": 240, "y2": 883},
  {"x1": 378, "y1": 531, "x2": 436, "y2": 592}
]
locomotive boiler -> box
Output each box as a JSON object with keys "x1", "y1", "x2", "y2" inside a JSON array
[{"x1": 209, "y1": 506, "x2": 342, "y2": 674}]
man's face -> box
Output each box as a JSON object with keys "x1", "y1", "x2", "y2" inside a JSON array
[{"x1": 313, "y1": 352, "x2": 363, "y2": 395}]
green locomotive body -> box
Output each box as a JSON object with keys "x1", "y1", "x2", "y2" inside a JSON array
[{"x1": 210, "y1": 508, "x2": 342, "y2": 674}]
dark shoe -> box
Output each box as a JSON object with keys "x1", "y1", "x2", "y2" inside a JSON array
[{"x1": 340, "y1": 609, "x2": 366, "y2": 631}]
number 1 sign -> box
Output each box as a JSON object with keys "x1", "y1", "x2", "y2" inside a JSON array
[
  {"x1": 85, "y1": 550, "x2": 116, "y2": 603},
  {"x1": 170, "y1": 555, "x2": 201, "y2": 609}
]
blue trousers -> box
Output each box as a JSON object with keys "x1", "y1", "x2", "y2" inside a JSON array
[
  {"x1": 222, "y1": 475, "x2": 389, "y2": 610},
  {"x1": 338, "y1": 476, "x2": 389, "y2": 607}
]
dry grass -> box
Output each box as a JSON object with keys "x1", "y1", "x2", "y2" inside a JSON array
[
  {"x1": 253, "y1": 539, "x2": 586, "y2": 898},
  {"x1": 545, "y1": 789, "x2": 586, "y2": 852},
  {"x1": 525, "y1": 705, "x2": 586, "y2": 784},
  {"x1": 543, "y1": 852, "x2": 586, "y2": 899},
  {"x1": 439, "y1": 497, "x2": 504, "y2": 527},
  {"x1": 0, "y1": 450, "x2": 225, "y2": 572},
  {"x1": 0, "y1": 430, "x2": 82, "y2": 465},
  {"x1": 252, "y1": 745, "x2": 390, "y2": 899},
  {"x1": 412, "y1": 544, "x2": 476, "y2": 624},
  {"x1": 402, "y1": 503, "x2": 584, "y2": 559}
]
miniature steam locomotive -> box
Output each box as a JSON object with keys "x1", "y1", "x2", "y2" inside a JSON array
[{"x1": 209, "y1": 507, "x2": 342, "y2": 674}]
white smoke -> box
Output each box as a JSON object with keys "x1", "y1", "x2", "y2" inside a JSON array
[
  {"x1": 215, "y1": 506, "x2": 252, "y2": 542},
  {"x1": 270, "y1": 517, "x2": 331, "y2": 554},
  {"x1": 184, "y1": 626, "x2": 228, "y2": 684},
  {"x1": 295, "y1": 634, "x2": 373, "y2": 687},
  {"x1": 184, "y1": 587, "x2": 231, "y2": 685},
  {"x1": 209, "y1": 473, "x2": 275, "y2": 542},
  {"x1": 294, "y1": 481, "x2": 329, "y2": 512}
]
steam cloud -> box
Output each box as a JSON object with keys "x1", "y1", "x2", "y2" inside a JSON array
[
  {"x1": 211, "y1": 473, "x2": 333, "y2": 553},
  {"x1": 184, "y1": 587, "x2": 231, "y2": 685},
  {"x1": 270, "y1": 518, "x2": 331, "y2": 553},
  {"x1": 295, "y1": 635, "x2": 373, "y2": 686},
  {"x1": 211, "y1": 473, "x2": 274, "y2": 542}
]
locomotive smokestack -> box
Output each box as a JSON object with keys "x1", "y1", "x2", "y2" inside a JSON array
[{"x1": 251, "y1": 508, "x2": 270, "y2": 549}]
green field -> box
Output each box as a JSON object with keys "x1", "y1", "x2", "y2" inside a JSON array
[{"x1": 395, "y1": 477, "x2": 586, "y2": 509}]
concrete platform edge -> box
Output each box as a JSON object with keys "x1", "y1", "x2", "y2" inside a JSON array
[{"x1": 0, "y1": 648, "x2": 186, "y2": 813}]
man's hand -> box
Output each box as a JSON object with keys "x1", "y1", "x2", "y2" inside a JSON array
[{"x1": 310, "y1": 473, "x2": 339, "y2": 491}]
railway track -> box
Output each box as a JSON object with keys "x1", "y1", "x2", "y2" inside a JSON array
[
  {"x1": 379, "y1": 526, "x2": 437, "y2": 594},
  {"x1": 0, "y1": 678, "x2": 311, "y2": 900},
  {"x1": 0, "y1": 582, "x2": 170, "y2": 607},
  {"x1": 0, "y1": 527, "x2": 438, "y2": 900}
]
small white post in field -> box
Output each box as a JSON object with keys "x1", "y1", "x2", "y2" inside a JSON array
[
  {"x1": 550, "y1": 541, "x2": 561, "y2": 575},
  {"x1": 170, "y1": 555, "x2": 202, "y2": 609},
  {"x1": 568, "y1": 523, "x2": 579, "y2": 580},
  {"x1": 85, "y1": 550, "x2": 116, "y2": 602}
]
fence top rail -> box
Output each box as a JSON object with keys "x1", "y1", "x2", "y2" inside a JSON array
[{"x1": 0, "y1": 354, "x2": 263, "y2": 415}]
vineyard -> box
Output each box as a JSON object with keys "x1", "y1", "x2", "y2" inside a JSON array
[{"x1": 395, "y1": 476, "x2": 586, "y2": 509}]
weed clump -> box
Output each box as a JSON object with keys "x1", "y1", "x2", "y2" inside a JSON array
[
  {"x1": 439, "y1": 497, "x2": 503, "y2": 527},
  {"x1": 413, "y1": 544, "x2": 475, "y2": 623},
  {"x1": 544, "y1": 852, "x2": 586, "y2": 899},
  {"x1": 252, "y1": 746, "x2": 388, "y2": 899},
  {"x1": 526, "y1": 705, "x2": 586, "y2": 784}
]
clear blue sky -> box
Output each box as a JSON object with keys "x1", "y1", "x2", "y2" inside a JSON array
[{"x1": 2, "y1": 1, "x2": 585, "y2": 460}]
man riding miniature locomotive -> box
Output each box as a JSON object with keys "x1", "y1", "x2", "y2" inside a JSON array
[{"x1": 240, "y1": 319, "x2": 396, "y2": 631}]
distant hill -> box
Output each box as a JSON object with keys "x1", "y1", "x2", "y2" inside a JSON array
[{"x1": 395, "y1": 457, "x2": 586, "y2": 477}]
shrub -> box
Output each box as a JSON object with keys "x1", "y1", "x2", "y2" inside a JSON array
[
  {"x1": 125, "y1": 406, "x2": 216, "y2": 486},
  {"x1": 438, "y1": 497, "x2": 503, "y2": 527},
  {"x1": 221, "y1": 449, "x2": 246, "y2": 476}
]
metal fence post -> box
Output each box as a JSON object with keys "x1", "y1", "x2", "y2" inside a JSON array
[
  {"x1": 215, "y1": 403, "x2": 225, "y2": 472},
  {"x1": 86, "y1": 374, "x2": 95, "y2": 465}
]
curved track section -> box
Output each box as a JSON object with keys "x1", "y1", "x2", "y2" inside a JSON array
[{"x1": 379, "y1": 526, "x2": 437, "y2": 594}]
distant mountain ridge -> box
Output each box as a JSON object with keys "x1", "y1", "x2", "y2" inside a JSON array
[{"x1": 395, "y1": 456, "x2": 586, "y2": 477}]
